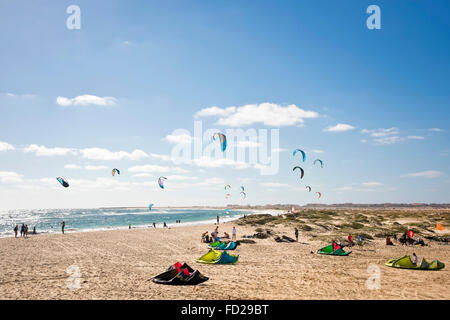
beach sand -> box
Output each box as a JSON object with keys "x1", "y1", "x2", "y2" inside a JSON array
[{"x1": 0, "y1": 216, "x2": 449, "y2": 300}]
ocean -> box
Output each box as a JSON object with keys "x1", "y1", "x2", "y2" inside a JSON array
[{"x1": 0, "y1": 207, "x2": 251, "y2": 238}]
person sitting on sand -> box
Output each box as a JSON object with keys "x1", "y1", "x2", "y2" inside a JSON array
[
  {"x1": 201, "y1": 231, "x2": 208, "y2": 243},
  {"x1": 348, "y1": 234, "x2": 354, "y2": 247},
  {"x1": 386, "y1": 236, "x2": 394, "y2": 246},
  {"x1": 223, "y1": 232, "x2": 230, "y2": 239},
  {"x1": 414, "y1": 238, "x2": 426, "y2": 246},
  {"x1": 412, "y1": 252, "x2": 418, "y2": 265}
]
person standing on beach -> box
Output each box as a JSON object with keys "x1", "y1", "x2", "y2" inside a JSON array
[
  {"x1": 153, "y1": 222, "x2": 156, "y2": 228},
  {"x1": 24, "y1": 225, "x2": 28, "y2": 238},
  {"x1": 20, "y1": 224, "x2": 25, "y2": 237},
  {"x1": 61, "y1": 221, "x2": 65, "y2": 234},
  {"x1": 13, "y1": 225, "x2": 18, "y2": 238},
  {"x1": 232, "y1": 226, "x2": 236, "y2": 241},
  {"x1": 294, "y1": 227, "x2": 299, "y2": 242},
  {"x1": 217, "y1": 215, "x2": 220, "y2": 225}
]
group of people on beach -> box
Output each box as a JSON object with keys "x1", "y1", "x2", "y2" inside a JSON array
[
  {"x1": 13, "y1": 224, "x2": 36, "y2": 238},
  {"x1": 13, "y1": 221, "x2": 65, "y2": 237},
  {"x1": 202, "y1": 225, "x2": 237, "y2": 243}
]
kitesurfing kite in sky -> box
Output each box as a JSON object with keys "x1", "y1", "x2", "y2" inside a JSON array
[
  {"x1": 213, "y1": 132, "x2": 227, "y2": 152},
  {"x1": 293, "y1": 166, "x2": 304, "y2": 179},
  {"x1": 314, "y1": 159, "x2": 323, "y2": 168},
  {"x1": 293, "y1": 149, "x2": 306, "y2": 162},
  {"x1": 158, "y1": 176, "x2": 167, "y2": 189},
  {"x1": 56, "y1": 177, "x2": 69, "y2": 188}
]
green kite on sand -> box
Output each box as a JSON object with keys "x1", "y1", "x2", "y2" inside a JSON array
[
  {"x1": 317, "y1": 244, "x2": 351, "y2": 256},
  {"x1": 197, "y1": 249, "x2": 239, "y2": 264},
  {"x1": 385, "y1": 255, "x2": 445, "y2": 270},
  {"x1": 208, "y1": 241, "x2": 237, "y2": 250}
]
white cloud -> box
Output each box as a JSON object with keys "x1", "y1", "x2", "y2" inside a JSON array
[
  {"x1": 373, "y1": 136, "x2": 402, "y2": 145},
  {"x1": 361, "y1": 127, "x2": 399, "y2": 137},
  {"x1": 85, "y1": 165, "x2": 108, "y2": 171},
  {"x1": 403, "y1": 170, "x2": 443, "y2": 178},
  {"x1": 362, "y1": 181, "x2": 383, "y2": 187},
  {"x1": 334, "y1": 186, "x2": 353, "y2": 191},
  {"x1": 260, "y1": 182, "x2": 290, "y2": 188},
  {"x1": 0, "y1": 141, "x2": 15, "y2": 152},
  {"x1": 24, "y1": 144, "x2": 78, "y2": 156},
  {"x1": 3, "y1": 92, "x2": 36, "y2": 99},
  {"x1": 407, "y1": 136, "x2": 425, "y2": 140},
  {"x1": 235, "y1": 141, "x2": 260, "y2": 148},
  {"x1": 149, "y1": 153, "x2": 172, "y2": 161},
  {"x1": 80, "y1": 148, "x2": 148, "y2": 161},
  {"x1": 196, "y1": 103, "x2": 319, "y2": 127},
  {"x1": 165, "y1": 175, "x2": 198, "y2": 181},
  {"x1": 128, "y1": 164, "x2": 188, "y2": 174},
  {"x1": 429, "y1": 128, "x2": 444, "y2": 132},
  {"x1": 195, "y1": 106, "x2": 236, "y2": 118},
  {"x1": 324, "y1": 123, "x2": 355, "y2": 132},
  {"x1": 311, "y1": 149, "x2": 324, "y2": 154},
  {"x1": 361, "y1": 128, "x2": 406, "y2": 145},
  {"x1": 64, "y1": 164, "x2": 81, "y2": 169},
  {"x1": 191, "y1": 157, "x2": 250, "y2": 169},
  {"x1": 56, "y1": 94, "x2": 118, "y2": 107},
  {"x1": 0, "y1": 171, "x2": 23, "y2": 183},
  {"x1": 132, "y1": 173, "x2": 153, "y2": 178},
  {"x1": 164, "y1": 133, "x2": 192, "y2": 145},
  {"x1": 272, "y1": 147, "x2": 288, "y2": 153}
]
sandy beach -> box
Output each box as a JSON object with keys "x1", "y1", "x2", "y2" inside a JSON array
[{"x1": 0, "y1": 209, "x2": 449, "y2": 300}]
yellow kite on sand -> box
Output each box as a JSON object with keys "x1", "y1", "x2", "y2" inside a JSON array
[{"x1": 385, "y1": 255, "x2": 445, "y2": 270}]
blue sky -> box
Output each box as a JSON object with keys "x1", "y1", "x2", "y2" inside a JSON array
[{"x1": 0, "y1": 0, "x2": 449, "y2": 209}]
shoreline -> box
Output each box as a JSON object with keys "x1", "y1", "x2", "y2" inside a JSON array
[{"x1": 0, "y1": 208, "x2": 285, "y2": 239}]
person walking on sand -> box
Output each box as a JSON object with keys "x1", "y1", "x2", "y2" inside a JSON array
[
  {"x1": 61, "y1": 221, "x2": 65, "y2": 234},
  {"x1": 294, "y1": 227, "x2": 299, "y2": 242},
  {"x1": 232, "y1": 226, "x2": 237, "y2": 242},
  {"x1": 13, "y1": 225, "x2": 18, "y2": 238}
]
